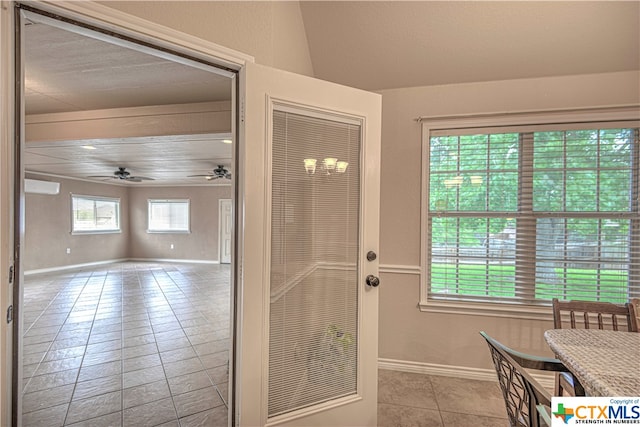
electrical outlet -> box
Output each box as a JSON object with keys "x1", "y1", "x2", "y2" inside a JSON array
[
  {"x1": 66, "y1": 248, "x2": 71, "y2": 254},
  {"x1": 170, "y1": 244, "x2": 174, "y2": 250}
]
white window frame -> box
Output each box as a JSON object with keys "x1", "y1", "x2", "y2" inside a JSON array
[
  {"x1": 71, "y1": 194, "x2": 121, "y2": 234},
  {"x1": 419, "y1": 106, "x2": 640, "y2": 319},
  {"x1": 147, "y1": 199, "x2": 191, "y2": 233}
]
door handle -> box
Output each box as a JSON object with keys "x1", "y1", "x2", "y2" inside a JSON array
[{"x1": 365, "y1": 274, "x2": 380, "y2": 287}]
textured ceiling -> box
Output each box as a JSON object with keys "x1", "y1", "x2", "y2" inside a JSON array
[
  {"x1": 25, "y1": 22, "x2": 232, "y2": 115},
  {"x1": 299, "y1": 1, "x2": 640, "y2": 91},
  {"x1": 23, "y1": 20, "x2": 233, "y2": 186},
  {"x1": 25, "y1": 134, "x2": 233, "y2": 186}
]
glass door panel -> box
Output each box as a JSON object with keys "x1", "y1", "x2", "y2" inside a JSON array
[{"x1": 268, "y1": 109, "x2": 361, "y2": 417}]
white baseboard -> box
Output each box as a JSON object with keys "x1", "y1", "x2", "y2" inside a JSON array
[
  {"x1": 127, "y1": 258, "x2": 220, "y2": 265},
  {"x1": 24, "y1": 257, "x2": 220, "y2": 275},
  {"x1": 24, "y1": 258, "x2": 130, "y2": 276},
  {"x1": 378, "y1": 357, "x2": 555, "y2": 390}
]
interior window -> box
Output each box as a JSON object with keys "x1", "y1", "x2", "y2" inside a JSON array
[
  {"x1": 148, "y1": 199, "x2": 190, "y2": 232},
  {"x1": 71, "y1": 194, "x2": 120, "y2": 233}
]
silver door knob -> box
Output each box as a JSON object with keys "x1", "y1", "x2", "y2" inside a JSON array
[{"x1": 366, "y1": 275, "x2": 380, "y2": 287}]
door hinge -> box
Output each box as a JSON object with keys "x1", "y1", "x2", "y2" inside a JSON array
[
  {"x1": 240, "y1": 97, "x2": 245, "y2": 123},
  {"x1": 8, "y1": 265, "x2": 14, "y2": 285},
  {"x1": 6, "y1": 305, "x2": 13, "y2": 324}
]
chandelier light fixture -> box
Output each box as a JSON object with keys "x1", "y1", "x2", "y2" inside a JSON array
[
  {"x1": 303, "y1": 158, "x2": 318, "y2": 175},
  {"x1": 336, "y1": 161, "x2": 349, "y2": 173},
  {"x1": 303, "y1": 157, "x2": 348, "y2": 175}
]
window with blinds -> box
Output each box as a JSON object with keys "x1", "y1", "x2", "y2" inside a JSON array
[
  {"x1": 147, "y1": 199, "x2": 190, "y2": 232},
  {"x1": 71, "y1": 194, "x2": 120, "y2": 233},
  {"x1": 425, "y1": 118, "x2": 640, "y2": 306},
  {"x1": 269, "y1": 109, "x2": 361, "y2": 418}
]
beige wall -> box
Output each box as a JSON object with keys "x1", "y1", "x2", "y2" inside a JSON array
[
  {"x1": 24, "y1": 175, "x2": 231, "y2": 271},
  {"x1": 128, "y1": 185, "x2": 231, "y2": 261},
  {"x1": 376, "y1": 71, "x2": 640, "y2": 370},
  {"x1": 99, "y1": 1, "x2": 314, "y2": 77},
  {"x1": 24, "y1": 175, "x2": 130, "y2": 271}
]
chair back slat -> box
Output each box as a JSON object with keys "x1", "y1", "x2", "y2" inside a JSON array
[
  {"x1": 611, "y1": 314, "x2": 619, "y2": 330},
  {"x1": 584, "y1": 312, "x2": 590, "y2": 329},
  {"x1": 632, "y1": 299, "x2": 640, "y2": 328},
  {"x1": 596, "y1": 312, "x2": 603, "y2": 329},
  {"x1": 552, "y1": 298, "x2": 638, "y2": 332}
]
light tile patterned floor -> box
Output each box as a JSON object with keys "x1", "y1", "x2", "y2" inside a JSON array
[
  {"x1": 21, "y1": 261, "x2": 508, "y2": 427},
  {"x1": 377, "y1": 369, "x2": 509, "y2": 427},
  {"x1": 22, "y1": 262, "x2": 230, "y2": 427}
]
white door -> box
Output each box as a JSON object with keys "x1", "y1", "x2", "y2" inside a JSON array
[
  {"x1": 219, "y1": 199, "x2": 232, "y2": 264},
  {"x1": 237, "y1": 62, "x2": 381, "y2": 427}
]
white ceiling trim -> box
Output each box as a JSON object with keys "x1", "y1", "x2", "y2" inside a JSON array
[{"x1": 25, "y1": 171, "x2": 232, "y2": 188}]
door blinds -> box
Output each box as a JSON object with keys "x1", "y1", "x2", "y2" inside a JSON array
[
  {"x1": 269, "y1": 110, "x2": 361, "y2": 417},
  {"x1": 427, "y1": 121, "x2": 640, "y2": 305}
]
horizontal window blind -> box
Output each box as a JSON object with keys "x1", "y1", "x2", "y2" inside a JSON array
[
  {"x1": 427, "y1": 122, "x2": 640, "y2": 305},
  {"x1": 269, "y1": 110, "x2": 360, "y2": 417},
  {"x1": 71, "y1": 195, "x2": 120, "y2": 232},
  {"x1": 148, "y1": 199, "x2": 189, "y2": 232}
]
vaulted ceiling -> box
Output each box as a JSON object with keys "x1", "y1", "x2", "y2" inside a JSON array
[{"x1": 299, "y1": 1, "x2": 640, "y2": 91}]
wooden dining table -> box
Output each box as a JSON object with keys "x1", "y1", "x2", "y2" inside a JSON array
[{"x1": 544, "y1": 328, "x2": 640, "y2": 396}]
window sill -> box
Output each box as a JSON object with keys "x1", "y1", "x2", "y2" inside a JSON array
[
  {"x1": 146, "y1": 230, "x2": 191, "y2": 234},
  {"x1": 418, "y1": 300, "x2": 554, "y2": 321}
]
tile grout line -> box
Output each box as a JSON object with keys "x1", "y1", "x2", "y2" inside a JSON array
[
  {"x1": 22, "y1": 271, "x2": 87, "y2": 396},
  {"x1": 142, "y1": 264, "x2": 183, "y2": 425},
  {"x1": 22, "y1": 270, "x2": 94, "y2": 420},
  {"x1": 426, "y1": 375, "x2": 446, "y2": 427},
  {"x1": 120, "y1": 263, "x2": 126, "y2": 427},
  {"x1": 160, "y1": 264, "x2": 230, "y2": 408},
  {"x1": 62, "y1": 269, "x2": 109, "y2": 426}
]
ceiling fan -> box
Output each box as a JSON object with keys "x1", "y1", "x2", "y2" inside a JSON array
[
  {"x1": 89, "y1": 167, "x2": 154, "y2": 182},
  {"x1": 189, "y1": 165, "x2": 231, "y2": 181}
]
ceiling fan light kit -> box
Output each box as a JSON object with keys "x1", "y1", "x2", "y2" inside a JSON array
[
  {"x1": 188, "y1": 165, "x2": 231, "y2": 181},
  {"x1": 88, "y1": 167, "x2": 154, "y2": 182}
]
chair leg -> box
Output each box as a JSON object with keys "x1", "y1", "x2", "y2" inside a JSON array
[
  {"x1": 554, "y1": 373, "x2": 563, "y2": 396},
  {"x1": 558, "y1": 374, "x2": 575, "y2": 397}
]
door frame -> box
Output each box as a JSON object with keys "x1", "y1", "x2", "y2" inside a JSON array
[
  {"x1": 0, "y1": 1, "x2": 252, "y2": 425},
  {"x1": 0, "y1": 2, "x2": 17, "y2": 425}
]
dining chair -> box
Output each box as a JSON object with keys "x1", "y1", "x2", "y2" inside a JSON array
[
  {"x1": 552, "y1": 298, "x2": 639, "y2": 332},
  {"x1": 480, "y1": 331, "x2": 578, "y2": 427},
  {"x1": 551, "y1": 298, "x2": 638, "y2": 396}
]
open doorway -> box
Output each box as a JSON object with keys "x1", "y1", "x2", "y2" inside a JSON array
[{"x1": 17, "y1": 7, "x2": 235, "y2": 426}]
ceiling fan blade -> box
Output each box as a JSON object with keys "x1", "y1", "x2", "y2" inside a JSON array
[
  {"x1": 88, "y1": 175, "x2": 116, "y2": 178},
  {"x1": 188, "y1": 174, "x2": 213, "y2": 178},
  {"x1": 130, "y1": 176, "x2": 154, "y2": 181}
]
